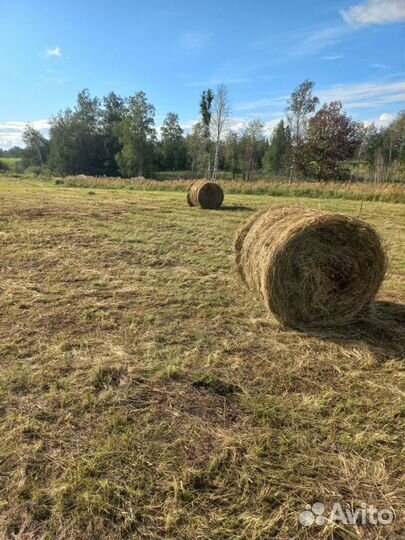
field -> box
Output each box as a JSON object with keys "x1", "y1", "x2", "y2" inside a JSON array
[
  {"x1": 0, "y1": 158, "x2": 21, "y2": 170},
  {"x1": 1, "y1": 177, "x2": 405, "y2": 539},
  {"x1": 61, "y1": 176, "x2": 405, "y2": 204}
]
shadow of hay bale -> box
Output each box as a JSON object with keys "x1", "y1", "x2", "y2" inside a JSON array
[
  {"x1": 220, "y1": 205, "x2": 254, "y2": 212},
  {"x1": 303, "y1": 301, "x2": 405, "y2": 362}
]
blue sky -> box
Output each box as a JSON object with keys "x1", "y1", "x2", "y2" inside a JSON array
[{"x1": 0, "y1": 0, "x2": 404, "y2": 148}]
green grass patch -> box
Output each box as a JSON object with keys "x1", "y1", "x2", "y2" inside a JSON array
[{"x1": 0, "y1": 157, "x2": 22, "y2": 171}]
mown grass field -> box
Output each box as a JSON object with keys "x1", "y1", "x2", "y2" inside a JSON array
[{"x1": 1, "y1": 177, "x2": 405, "y2": 539}]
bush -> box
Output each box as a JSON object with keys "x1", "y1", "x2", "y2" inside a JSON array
[
  {"x1": 24, "y1": 166, "x2": 52, "y2": 177},
  {"x1": 24, "y1": 165, "x2": 43, "y2": 175},
  {"x1": 0, "y1": 160, "x2": 9, "y2": 172},
  {"x1": 14, "y1": 161, "x2": 25, "y2": 174}
]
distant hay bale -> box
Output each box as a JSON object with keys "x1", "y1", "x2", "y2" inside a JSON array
[
  {"x1": 235, "y1": 206, "x2": 387, "y2": 328},
  {"x1": 187, "y1": 180, "x2": 224, "y2": 209}
]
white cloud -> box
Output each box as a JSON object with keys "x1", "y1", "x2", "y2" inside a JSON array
[
  {"x1": 234, "y1": 95, "x2": 288, "y2": 112},
  {"x1": 0, "y1": 120, "x2": 50, "y2": 149},
  {"x1": 364, "y1": 112, "x2": 396, "y2": 127},
  {"x1": 178, "y1": 32, "x2": 208, "y2": 51},
  {"x1": 341, "y1": 0, "x2": 405, "y2": 26},
  {"x1": 185, "y1": 78, "x2": 249, "y2": 87},
  {"x1": 317, "y1": 80, "x2": 405, "y2": 110},
  {"x1": 291, "y1": 26, "x2": 349, "y2": 56},
  {"x1": 376, "y1": 112, "x2": 396, "y2": 126},
  {"x1": 235, "y1": 80, "x2": 405, "y2": 115},
  {"x1": 40, "y1": 46, "x2": 62, "y2": 58},
  {"x1": 262, "y1": 119, "x2": 283, "y2": 138},
  {"x1": 371, "y1": 63, "x2": 389, "y2": 69},
  {"x1": 322, "y1": 55, "x2": 343, "y2": 60}
]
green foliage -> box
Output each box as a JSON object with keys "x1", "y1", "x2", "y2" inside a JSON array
[
  {"x1": 263, "y1": 120, "x2": 291, "y2": 175},
  {"x1": 22, "y1": 126, "x2": 50, "y2": 167},
  {"x1": 358, "y1": 112, "x2": 405, "y2": 182},
  {"x1": 186, "y1": 121, "x2": 208, "y2": 178},
  {"x1": 0, "y1": 157, "x2": 24, "y2": 174},
  {"x1": 286, "y1": 80, "x2": 319, "y2": 178},
  {"x1": 159, "y1": 113, "x2": 187, "y2": 171},
  {"x1": 101, "y1": 92, "x2": 127, "y2": 176},
  {"x1": 194, "y1": 89, "x2": 215, "y2": 178},
  {"x1": 199, "y1": 89, "x2": 214, "y2": 138},
  {"x1": 0, "y1": 146, "x2": 24, "y2": 158},
  {"x1": 115, "y1": 91, "x2": 157, "y2": 178},
  {"x1": 286, "y1": 79, "x2": 319, "y2": 144},
  {"x1": 48, "y1": 90, "x2": 106, "y2": 176},
  {"x1": 3, "y1": 82, "x2": 403, "y2": 184},
  {"x1": 306, "y1": 101, "x2": 361, "y2": 180},
  {"x1": 240, "y1": 120, "x2": 266, "y2": 181},
  {"x1": 24, "y1": 165, "x2": 43, "y2": 175},
  {"x1": 223, "y1": 131, "x2": 240, "y2": 179}
]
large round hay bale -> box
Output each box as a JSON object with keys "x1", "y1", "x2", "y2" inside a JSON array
[
  {"x1": 187, "y1": 180, "x2": 224, "y2": 209},
  {"x1": 235, "y1": 206, "x2": 387, "y2": 328}
]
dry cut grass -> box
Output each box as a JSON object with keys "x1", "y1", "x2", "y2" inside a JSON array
[
  {"x1": 0, "y1": 177, "x2": 405, "y2": 539},
  {"x1": 55, "y1": 175, "x2": 405, "y2": 204}
]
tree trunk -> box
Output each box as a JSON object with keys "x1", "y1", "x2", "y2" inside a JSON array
[
  {"x1": 213, "y1": 137, "x2": 219, "y2": 180},
  {"x1": 36, "y1": 144, "x2": 43, "y2": 167}
]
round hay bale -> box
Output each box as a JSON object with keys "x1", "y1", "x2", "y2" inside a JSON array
[
  {"x1": 235, "y1": 206, "x2": 387, "y2": 328},
  {"x1": 187, "y1": 180, "x2": 224, "y2": 209}
]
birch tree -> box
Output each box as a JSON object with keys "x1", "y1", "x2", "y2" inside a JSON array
[
  {"x1": 22, "y1": 126, "x2": 49, "y2": 167},
  {"x1": 241, "y1": 119, "x2": 264, "y2": 181},
  {"x1": 211, "y1": 84, "x2": 230, "y2": 179},
  {"x1": 286, "y1": 80, "x2": 319, "y2": 182}
]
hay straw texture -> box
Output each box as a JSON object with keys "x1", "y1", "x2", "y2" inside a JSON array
[
  {"x1": 235, "y1": 206, "x2": 387, "y2": 328},
  {"x1": 187, "y1": 180, "x2": 224, "y2": 209}
]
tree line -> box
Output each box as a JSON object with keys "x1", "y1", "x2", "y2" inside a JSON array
[{"x1": 7, "y1": 80, "x2": 405, "y2": 182}]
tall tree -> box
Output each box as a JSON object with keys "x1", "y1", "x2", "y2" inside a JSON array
[
  {"x1": 286, "y1": 80, "x2": 319, "y2": 181},
  {"x1": 115, "y1": 91, "x2": 156, "y2": 177},
  {"x1": 263, "y1": 120, "x2": 291, "y2": 176},
  {"x1": 186, "y1": 122, "x2": 207, "y2": 179},
  {"x1": 48, "y1": 89, "x2": 105, "y2": 175},
  {"x1": 102, "y1": 92, "x2": 126, "y2": 176},
  {"x1": 48, "y1": 108, "x2": 76, "y2": 175},
  {"x1": 200, "y1": 89, "x2": 214, "y2": 177},
  {"x1": 73, "y1": 89, "x2": 105, "y2": 174},
  {"x1": 160, "y1": 113, "x2": 186, "y2": 170},
  {"x1": 357, "y1": 112, "x2": 405, "y2": 182},
  {"x1": 211, "y1": 84, "x2": 230, "y2": 179},
  {"x1": 384, "y1": 111, "x2": 405, "y2": 166},
  {"x1": 22, "y1": 125, "x2": 50, "y2": 167},
  {"x1": 223, "y1": 131, "x2": 240, "y2": 179},
  {"x1": 241, "y1": 119, "x2": 265, "y2": 181},
  {"x1": 306, "y1": 101, "x2": 361, "y2": 180}
]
